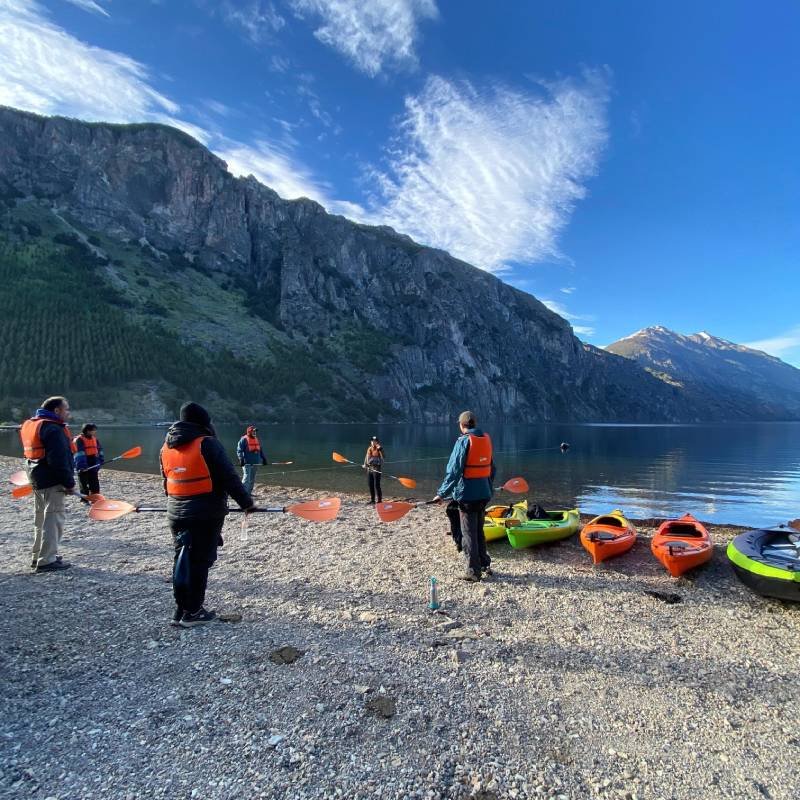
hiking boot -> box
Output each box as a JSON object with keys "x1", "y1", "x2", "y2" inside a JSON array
[
  {"x1": 35, "y1": 560, "x2": 71, "y2": 573},
  {"x1": 179, "y1": 608, "x2": 217, "y2": 628},
  {"x1": 458, "y1": 570, "x2": 480, "y2": 583}
]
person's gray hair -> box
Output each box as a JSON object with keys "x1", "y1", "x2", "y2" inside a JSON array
[{"x1": 458, "y1": 410, "x2": 476, "y2": 428}]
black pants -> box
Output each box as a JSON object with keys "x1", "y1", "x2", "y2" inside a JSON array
[
  {"x1": 445, "y1": 501, "x2": 462, "y2": 550},
  {"x1": 170, "y1": 519, "x2": 222, "y2": 615},
  {"x1": 78, "y1": 469, "x2": 100, "y2": 495},
  {"x1": 457, "y1": 500, "x2": 490, "y2": 577},
  {"x1": 368, "y1": 470, "x2": 382, "y2": 502}
]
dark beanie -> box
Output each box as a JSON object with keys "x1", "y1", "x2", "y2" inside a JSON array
[{"x1": 179, "y1": 402, "x2": 211, "y2": 427}]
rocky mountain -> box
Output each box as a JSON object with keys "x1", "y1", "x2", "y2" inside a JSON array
[
  {"x1": 606, "y1": 326, "x2": 800, "y2": 420},
  {"x1": 0, "y1": 105, "x2": 754, "y2": 423}
]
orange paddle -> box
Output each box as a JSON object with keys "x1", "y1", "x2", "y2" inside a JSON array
[
  {"x1": 90, "y1": 497, "x2": 341, "y2": 522},
  {"x1": 9, "y1": 470, "x2": 28, "y2": 486},
  {"x1": 11, "y1": 484, "x2": 103, "y2": 502},
  {"x1": 332, "y1": 452, "x2": 417, "y2": 489},
  {"x1": 84, "y1": 445, "x2": 143, "y2": 472},
  {"x1": 375, "y1": 499, "x2": 437, "y2": 523}
]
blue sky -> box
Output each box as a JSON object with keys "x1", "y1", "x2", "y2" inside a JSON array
[{"x1": 1, "y1": 0, "x2": 798, "y2": 365}]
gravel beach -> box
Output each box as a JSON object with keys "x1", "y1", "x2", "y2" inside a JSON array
[{"x1": 1, "y1": 455, "x2": 798, "y2": 800}]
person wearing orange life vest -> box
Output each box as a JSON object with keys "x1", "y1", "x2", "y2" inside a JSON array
[
  {"x1": 20, "y1": 396, "x2": 77, "y2": 572},
  {"x1": 236, "y1": 425, "x2": 267, "y2": 494},
  {"x1": 432, "y1": 410, "x2": 496, "y2": 582},
  {"x1": 160, "y1": 402, "x2": 256, "y2": 628},
  {"x1": 73, "y1": 422, "x2": 104, "y2": 496}
]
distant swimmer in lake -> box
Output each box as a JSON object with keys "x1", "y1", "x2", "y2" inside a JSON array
[
  {"x1": 73, "y1": 423, "x2": 104, "y2": 496},
  {"x1": 20, "y1": 396, "x2": 76, "y2": 572},
  {"x1": 362, "y1": 436, "x2": 385, "y2": 504},
  {"x1": 236, "y1": 425, "x2": 267, "y2": 494},
  {"x1": 432, "y1": 410, "x2": 495, "y2": 582},
  {"x1": 160, "y1": 402, "x2": 257, "y2": 628}
]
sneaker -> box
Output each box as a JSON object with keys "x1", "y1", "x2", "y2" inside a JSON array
[
  {"x1": 458, "y1": 570, "x2": 480, "y2": 583},
  {"x1": 35, "y1": 560, "x2": 71, "y2": 573},
  {"x1": 170, "y1": 608, "x2": 184, "y2": 627},
  {"x1": 178, "y1": 608, "x2": 217, "y2": 628},
  {"x1": 366, "y1": 500, "x2": 375, "y2": 505},
  {"x1": 482, "y1": 567, "x2": 494, "y2": 578},
  {"x1": 31, "y1": 555, "x2": 62, "y2": 569}
]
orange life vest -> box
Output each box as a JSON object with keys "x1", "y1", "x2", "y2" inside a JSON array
[
  {"x1": 463, "y1": 433, "x2": 492, "y2": 479},
  {"x1": 160, "y1": 437, "x2": 212, "y2": 496},
  {"x1": 246, "y1": 435, "x2": 261, "y2": 453},
  {"x1": 75, "y1": 434, "x2": 99, "y2": 457},
  {"x1": 20, "y1": 417, "x2": 76, "y2": 460}
]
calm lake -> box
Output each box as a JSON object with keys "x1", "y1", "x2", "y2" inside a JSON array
[{"x1": 2, "y1": 422, "x2": 799, "y2": 527}]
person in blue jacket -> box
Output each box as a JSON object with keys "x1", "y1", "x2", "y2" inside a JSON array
[
  {"x1": 236, "y1": 425, "x2": 267, "y2": 494},
  {"x1": 73, "y1": 423, "x2": 104, "y2": 495},
  {"x1": 433, "y1": 410, "x2": 495, "y2": 582}
]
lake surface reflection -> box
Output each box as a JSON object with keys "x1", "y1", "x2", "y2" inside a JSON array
[{"x1": 2, "y1": 421, "x2": 798, "y2": 527}]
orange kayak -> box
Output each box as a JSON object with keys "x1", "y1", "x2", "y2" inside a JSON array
[
  {"x1": 651, "y1": 513, "x2": 712, "y2": 577},
  {"x1": 580, "y1": 510, "x2": 637, "y2": 564}
]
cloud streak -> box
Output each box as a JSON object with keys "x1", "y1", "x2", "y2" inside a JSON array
[
  {"x1": 744, "y1": 325, "x2": 800, "y2": 364},
  {"x1": 289, "y1": 0, "x2": 438, "y2": 76},
  {"x1": 64, "y1": 0, "x2": 109, "y2": 16},
  {"x1": 368, "y1": 72, "x2": 609, "y2": 272},
  {"x1": 540, "y1": 298, "x2": 595, "y2": 337}
]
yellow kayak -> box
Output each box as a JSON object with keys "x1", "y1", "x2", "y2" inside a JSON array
[{"x1": 484, "y1": 500, "x2": 528, "y2": 542}]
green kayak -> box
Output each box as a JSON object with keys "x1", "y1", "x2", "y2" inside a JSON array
[{"x1": 505, "y1": 509, "x2": 581, "y2": 550}]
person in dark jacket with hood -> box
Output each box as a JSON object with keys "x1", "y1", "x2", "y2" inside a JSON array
[
  {"x1": 432, "y1": 410, "x2": 495, "y2": 582},
  {"x1": 160, "y1": 402, "x2": 256, "y2": 627},
  {"x1": 236, "y1": 425, "x2": 266, "y2": 494},
  {"x1": 20, "y1": 396, "x2": 76, "y2": 572}
]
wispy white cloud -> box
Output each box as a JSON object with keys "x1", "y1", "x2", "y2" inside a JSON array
[
  {"x1": 0, "y1": 0, "x2": 337, "y2": 206},
  {"x1": 540, "y1": 298, "x2": 595, "y2": 337},
  {"x1": 64, "y1": 0, "x2": 109, "y2": 16},
  {"x1": 221, "y1": 0, "x2": 285, "y2": 43},
  {"x1": 560, "y1": 286, "x2": 576, "y2": 294},
  {"x1": 0, "y1": 0, "x2": 177, "y2": 121},
  {"x1": 368, "y1": 72, "x2": 609, "y2": 272},
  {"x1": 289, "y1": 0, "x2": 438, "y2": 77},
  {"x1": 744, "y1": 325, "x2": 800, "y2": 364}
]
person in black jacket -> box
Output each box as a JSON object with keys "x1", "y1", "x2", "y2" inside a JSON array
[
  {"x1": 20, "y1": 396, "x2": 76, "y2": 572},
  {"x1": 159, "y1": 402, "x2": 256, "y2": 627}
]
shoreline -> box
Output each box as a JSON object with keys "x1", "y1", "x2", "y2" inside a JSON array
[{"x1": 1, "y1": 456, "x2": 798, "y2": 799}]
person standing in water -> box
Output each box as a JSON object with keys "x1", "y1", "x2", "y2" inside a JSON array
[
  {"x1": 362, "y1": 436, "x2": 385, "y2": 504},
  {"x1": 433, "y1": 410, "x2": 495, "y2": 582}
]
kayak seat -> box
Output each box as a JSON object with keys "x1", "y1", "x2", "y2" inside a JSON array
[
  {"x1": 594, "y1": 516, "x2": 624, "y2": 527},
  {"x1": 665, "y1": 540, "x2": 691, "y2": 551},
  {"x1": 665, "y1": 523, "x2": 703, "y2": 537}
]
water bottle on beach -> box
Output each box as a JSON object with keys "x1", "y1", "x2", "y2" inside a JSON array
[{"x1": 428, "y1": 576, "x2": 440, "y2": 610}]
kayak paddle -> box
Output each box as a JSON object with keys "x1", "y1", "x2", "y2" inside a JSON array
[
  {"x1": 375, "y1": 499, "x2": 438, "y2": 523},
  {"x1": 89, "y1": 497, "x2": 342, "y2": 522},
  {"x1": 84, "y1": 445, "x2": 143, "y2": 472},
  {"x1": 332, "y1": 452, "x2": 417, "y2": 489},
  {"x1": 11, "y1": 483, "x2": 104, "y2": 502},
  {"x1": 497, "y1": 477, "x2": 529, "y2": 494},
  {"x1": 9, "y1": 470, "x2": 28, "y2": 486}
]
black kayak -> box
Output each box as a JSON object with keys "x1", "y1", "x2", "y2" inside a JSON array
[{"x1": 727, "y1": 527, "x2": 800, "y2": 602}]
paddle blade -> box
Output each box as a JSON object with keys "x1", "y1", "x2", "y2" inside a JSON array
[
  {"x1": 86, "y1": 493, "x2": 106, "y2": 504},
  {"x1": 286, "y1": 497, "x2": 341, "y2": 522},
  {"x1": 375, "y1": 501, "x2": 415, "y2": 523},
  {"x1": 120, "y1": 446, "x2": 142, "y2": 459},
  {"x1": 501, "y1": 477, "x2": 529, "y2": 494},
  {"x1": 9, "y1": 470, "x2": 29, "y2": 486},
  {"x1": 332, "y1": 452, "x2": 351, "y2": 464},
  {"x1": 89, "y1": 499, "x2": 137, "y2": 521},
  {"x1": 397, "y1": 476, "x2": 417, "y2": 489},
  {"x1": 11, "y1": 484, "x2": 32, "y2": 499}
]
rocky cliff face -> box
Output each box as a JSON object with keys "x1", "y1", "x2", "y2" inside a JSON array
[
  {"x1": 0, "y1": 106, "x2": 711, "y2": 422},
  {"x1": 606, "y1": 326, "x2": 800, "y2": 420}
]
